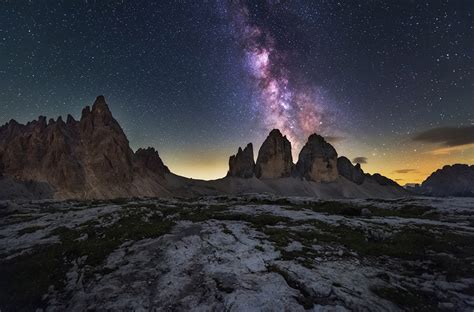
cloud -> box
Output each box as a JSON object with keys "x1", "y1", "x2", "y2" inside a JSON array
[
  {"x1": 426, "y1": 143, "x2": 474, "y2": 155},
  {"x1": 325, "y1": 136, "x2": 345, "y2": 144},
  {"x1": 413, "y1": 125, "x2": 474, "y2": 147},
  {"x1": 352, "y1": 157, "x2": 367, "y2": 164},
  {"x1": 392, "y1": 169, "x2": 418, "y2": 174}
]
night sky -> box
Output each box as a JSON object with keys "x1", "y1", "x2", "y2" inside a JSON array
[{"x1": 1, "y1": 0, "x2": 473, "y2": 183}]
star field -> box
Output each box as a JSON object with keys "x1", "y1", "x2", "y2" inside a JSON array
[{"x1": 0, "y1": 0, "x2": 472, "y2": 182}]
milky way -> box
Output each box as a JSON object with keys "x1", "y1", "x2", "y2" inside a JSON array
[
  {"x1": 1, "y1": 1, "x2": 472, "y2": 181},
  {"x1": 229, "y1": 0, "x2": 332, "y2": 151}
]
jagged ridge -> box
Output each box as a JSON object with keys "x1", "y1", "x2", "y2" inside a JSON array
[
  {"x1": 0, "y1": 96, "x2": 169, "y2": 199},
  {"x1": 1, "y1": 96, "x2": 405, "y2": 199}
]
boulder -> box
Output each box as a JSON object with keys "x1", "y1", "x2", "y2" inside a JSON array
[
  {"x1": 295, "y1": 134, "x2": 338, "y2": 182},
  {"x1": 255, "y1": 129, "x2": 293, "y2": 179},
  {"x1": 227, "y1": 143, "x2": 255, "y2": 178}
]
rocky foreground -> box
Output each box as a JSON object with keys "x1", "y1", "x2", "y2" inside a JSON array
[{"x1": 1, "y1": 196, "x2": 473, "y2": 311}]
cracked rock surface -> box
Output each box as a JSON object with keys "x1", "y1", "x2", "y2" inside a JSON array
[{"x1": 0, "y1": 195, "x2": 473, "y2": 311}]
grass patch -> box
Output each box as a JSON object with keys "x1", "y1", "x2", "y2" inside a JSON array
[
  {"x1": 179, "y1": 204, "x2": 290, "y2": 229},
  {"x1": 0, "y1": 244, "x2": 67, "y2": 311},
  {"x1": 17, "y1": 225, "x2": 46, "y2": 236},
  {"x1": 301, "y1": 201, "x2": 439, "y2": 219},
  {"x1": 246, "y1": 197, "x2": 293, "y2": 206},
  {"x1": 0, "y1": 209, "x2": 175, "y2": 311},
  {"x1": 260, "y1": 217, "x2": 473, "y2": 278},
  {"x1": 123, "y1": 202, "x2": 159, "y2": 209},
  {"x1": 369, "y1": 204, "x2": 439, "y2": 220},
  {"x1": 370, "y1": 286, "x2": 436, "y2": 311},
  {"x1": 245, "y1": 197, "x2": 440, "y2": 220}
]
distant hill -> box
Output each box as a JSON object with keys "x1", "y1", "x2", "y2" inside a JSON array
[{"x1": 409, "y1": 164, "x2": 474, "y2": 197}]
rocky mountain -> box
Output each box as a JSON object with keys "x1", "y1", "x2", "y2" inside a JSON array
[
  {"x1": 0, "y1": 96, "x2": 407, "y2": 200},
  {"x1": 337, "y1": 156, "x2": 365, "y2": 185},
  {"x1": 225, "y1": 130, "x2": 401, "y2": 192},
  {"x1": 295, "y1": 134, "x2": 338, "y2": 182},
  {"x1": 255, "y1": 129, "x2": 293, "y2": 179},
  {"x1": 336, "y1": 156, "x2": 403, "y2": 188},
  {"x1": 416, "y1": 164, "x2": 474, "y2": 197},
  {"x1": 0, "y1": 96, "x2": 169, "y2": 199},
  {"x1": 227, "y1": 143, "x2": 255, "y2": 178},
  {"x1": 368, "y1": 173, "x2": 400, "y2": 187},
  {"x1": 134, "y1": 147, "x2": 170, "y2": 176}
]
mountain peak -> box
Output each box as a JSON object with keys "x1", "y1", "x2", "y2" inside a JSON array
[
  {"x1": 268, "y1": 129, "x2": 282, "y2": 137},
  {"x1": 135, "y1": 147, "x2": 170, "y2": 175},
  {"x1": 66, "y1": 114, "x2": 76, "y2": 125},
  {"x1": 91, "y1": 95, "x2": 111, "y2": 116},
  {"x1": 227, "y1": 142, "x2": 255, "y2": 178},
  {"x1": 255, "y1": 129, "x2": 293, "y2": 179},
  {"x1": 295, "y1": 133, "x2": 338, "y2": 182},
  {"x1": 419, "y1": 163, "x2": 474, "y2": 196},
  {"x1": 81, "y1": 106, "x2": 91, "y2": 120}
]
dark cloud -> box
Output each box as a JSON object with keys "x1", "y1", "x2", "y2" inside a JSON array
[
  {"x1": 352, "y1": 157, "x2": 367, "y2": 164},
  {"x1": 325, "y1": 136, "x2": 345, "y2": 144},
  {"x1": 412, "y1": 126, "x2": 474, "y2": 147},
  {"x1": 393, "y1": 169, "x2": 418, "y2": 174}
]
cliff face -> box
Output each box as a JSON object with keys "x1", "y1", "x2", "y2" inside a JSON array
[
  {"x1": 0, "y1": 115, "x2": 85, "y2": 194},
  {"x1": 337, "y1": 157, "x2": 365, "y2": 185},
  {"x1": 255, "y1": 129, "x2": 293, "y2": 179},
  {"x1": 226, "y1": 129, "x2": 403, "y2": 191},
  {"x1": 79, "y1": 96, "x2": 136, "y2": 188},
  {"x1": 295, "y1": 134, "x2": 338, "y2": 183},
  {"x1": 134, "y1": 147, "x2": 170, "y2": 176},
  {"x1": 0, "y1": 96, "x2": 168, "y2": 199},
  {"x1": 227, "y1": 143, "x2": 255, "y2": 178}
]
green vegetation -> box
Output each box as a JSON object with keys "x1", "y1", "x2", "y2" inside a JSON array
[
  {"x1": 0, "y1": 208, "x2": 174, "y2": 311},
  {"x1": 370, "y1": 286, "x2": 436, "y2": 311},
  {"x1": 299, "y1": 201, "x2": 439, "y2": 219},
  {"x1": 252, "y1": 214, "x2": 473, "y2": 277},
  {"x1": 370, "y1": 204, "x2": 439, "y2": 219},
  {"x1": 178, "y1": 203, "x2": 290, "y2": 228},
  {"x1": 3, "y1": 214, "x2": 38, "y2": 225},
  {"x1": 0, "y1": 244, "x2": 67, "y2": 311},
  {"x1": 17, "y1": 225, "x2": 46, "y2": 236},
  {"x1": 0, "y1": 196, "x2": 471, "y2": 311},
  {"x1": 232, "y1": 197, "x2": 440, "y2": 220},
  {"x1": 245, "y1": 197, "x2": 293, "y2": 206}
]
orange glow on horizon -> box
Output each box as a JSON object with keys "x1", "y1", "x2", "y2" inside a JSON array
[{"x1": 158, "y1": 139, "x2": 474, "y2": 184}]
